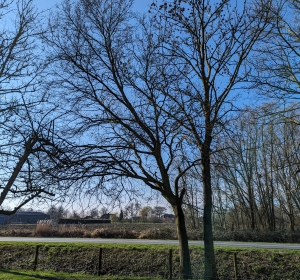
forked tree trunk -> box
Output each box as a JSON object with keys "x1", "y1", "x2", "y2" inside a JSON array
[{"x1": 173, "y1": 203, "x2": 192, "y2": 279}]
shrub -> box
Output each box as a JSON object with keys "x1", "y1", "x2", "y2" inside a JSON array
[
  {"x1": 91, "y1": 228, "x2": 138, "y2": 239},
  {"x1": 187, "y1": 229, "x2": 202, "y2": 240},
  {"x1": 51, "y1": 224, "x2": 89, "y2": 237},
  {"x1": 139, "y1": 227, "x2": 177, "y2": 239},
  {"x1": 212, "y1": 230, "x2": 300, "y2": 243},
  {"x1": 9, "y1": 229, "x2": 33, "y2": 237},
  {"x1": 35, "y1": 220, "x2": 57, "y2": 237}
]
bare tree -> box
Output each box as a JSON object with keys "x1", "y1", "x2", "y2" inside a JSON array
[
  {"x1": 44, "y1": 0, "x2": 274, "y2": 278},
  {"x1": 248, "y1": 2, "x2": 300, "y2": 231},
  {"x1": 214, "y1": 110, "x2": 260, "y2": 231},
  {"x1": 148, "y1": 0, "x2": 274, "y2": 278},
  {"x1": 0, "y1": 0, "x2": 39, "y2": 96},
  {"x1": 139, "y1": 206, "x2": 153, "y2": 220},
  {"x1": 0, "y1": 97, "x2": 72, "y2": 215},
  {"x1": 214, "y1": 103, "x2": 300, "y2": 232},
  {"x1": 153, "y1": 206, "x2": 167, "y2": 218},
  {"x1": 45, "y1": 0, "x2": 198, "y2": 277},
  {"x1": 47, "y1": 205, "x2": 68, "y2": 219},
  {"x1": 89, "y1": 208, "x2": 99, "y2": 218},
  {"x1": 0, "y1": 0, "x2": 70, "y2": 215},
  {"x1": 250, "y1": 0, "x2": 300, "y2": 101},
  {"x1": 182, "y1": 170, "x2": 203, "y2": 230},
  {"x1": 123, "y1": 202, "x2": 141, "y2": 219}
]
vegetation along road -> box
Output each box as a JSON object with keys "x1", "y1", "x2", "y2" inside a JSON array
[{"x1": 1, "y1": 237, "x2": 300, "y2": 250}]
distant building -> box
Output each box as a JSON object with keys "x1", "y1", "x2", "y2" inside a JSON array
[
  {"x1": 162, "y1": 213, "x2": 175, "y2": 219},
  {"x1": 100, "y1": 213, "x2": 111, "y2": 219},
  {"x1": 0, "y1": 215, "x2": 6, "y2": 225},
  {"x1": 161, "y1": 213, "x2": 175, "y2": 223},
  {"x1": 58, "y1": 218, "x2": 111, "y2": 224},
  {"x1": 0, "y1": 211, "x2": 50, "y2": 225}
]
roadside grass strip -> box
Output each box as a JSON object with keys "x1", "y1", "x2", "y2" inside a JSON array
[
  {"x1": 0, "y1": 269, "x2": 164, "y2": 280},
  {"x1": 1, "y1": 242, "x2": 300, "y2": 279}
]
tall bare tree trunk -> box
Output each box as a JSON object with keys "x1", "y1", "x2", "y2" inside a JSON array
[
  {"x1": 248, "y1": 185, "x2": 256, "y2": 230},
  {"x1": 202, "y1": 141, "x2": 218, "y2": 279},
  {"x1": 173, "y1": 203, "x2": 192, "y2": 279}
]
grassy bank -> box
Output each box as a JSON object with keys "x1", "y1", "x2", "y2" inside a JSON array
[
  {"x1": 0, "y1": 269, "x2": 163, "y2": 280},
  {"x1": 0, "y1": 242, "x2": 300, "y2": 279}
]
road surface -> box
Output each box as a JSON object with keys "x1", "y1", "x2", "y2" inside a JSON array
[{"x1": 0, "y1": 237, "x2": 300, "y2": 249}]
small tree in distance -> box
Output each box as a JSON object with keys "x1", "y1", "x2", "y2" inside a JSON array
[
  {"x1": 124, "y1": 202, "x2": 141, "y2": 220},
  {"x1": 119, "y1": 209, "x2": 124, "y2": 221},
  {"x1": 89, "y1": 208, "x2": 99, "y2": 218},
  {"x1": 153, "y1": 206, "x2": 167, "y2": 218},
  {"x1": 139, "y1": 206, "x2": 153, "y2": 221}
]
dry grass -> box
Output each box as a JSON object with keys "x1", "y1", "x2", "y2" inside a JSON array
[
  {"x1": 91, "y1": 228, "x2": 139, "y2": 238},
  {"x1": 3, "y1": 222, "x2": 300, "y2": 243},
  {"x1": 35, "y1": 223, "x2": 55, "y2": 237},
  {"x1": 138, "y1": 227, "x2": 177, "y2": 240},
  {"x1": 34, "y1": 221, "x2": 177, "y2": 239}
]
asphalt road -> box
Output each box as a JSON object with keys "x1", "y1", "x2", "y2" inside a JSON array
[{"x1": 0, "y1": 237, "x2": 300, "y2": 249}]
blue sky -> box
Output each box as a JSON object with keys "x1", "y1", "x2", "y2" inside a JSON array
[
  {"x1": 1, "y1": 0, "x2": 158, "y2": 214},
  {"x1": 34, "y1": 0, "x2": 153, "y2": 13}
]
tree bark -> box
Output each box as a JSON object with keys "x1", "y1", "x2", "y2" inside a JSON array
[
  {"x1": 173, "y1": 203, "x2": 192, "y2": 279},
  {"x1": 248, "y1": 185, "x2": 256, "y2": 230},
  {"x1": 202, "y1": 143, "x2": 218, "y2": 279},
  {"x1": 0, "y1": 137, "x2": 37, "y2": 208}
]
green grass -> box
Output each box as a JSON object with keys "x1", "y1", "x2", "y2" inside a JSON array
[
  {"x1": 0, "y1": 242, "x2": 179, "y2": 279},
  {"x1": 2, "y1": 242, "x2": 300, "y2": 279},
  {"x1": 0, "y1": 269, "x2": 164, "y2": 280},
  {"x1": 0, "y1": 241, "x2": 178, "y2": 251}
]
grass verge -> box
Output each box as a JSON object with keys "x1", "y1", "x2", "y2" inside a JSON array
[
  {"x1": 1, "y1": 242, "x2": 300, "y2": 279},
  {"x1": 0, "y1": 269, "x2": 164, "y2": 280}
]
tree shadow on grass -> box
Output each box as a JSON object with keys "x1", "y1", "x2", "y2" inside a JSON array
[
  {"x1": 0, "y1": 269, "x2": 65, "y2": 280},
  {"x1": 0, "y1": 269, "x2": 58, "y2": 280},
  {"x1": 0, "y1": 269, "x2": 164, "y2": 280}
]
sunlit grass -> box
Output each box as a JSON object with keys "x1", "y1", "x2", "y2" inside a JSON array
[
  {"x1": 0, "y1": 269, "x2": 164, "y2": 280},
  {"x1": 2, "y1": 242, "x2": 300, "y2": 279}
]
